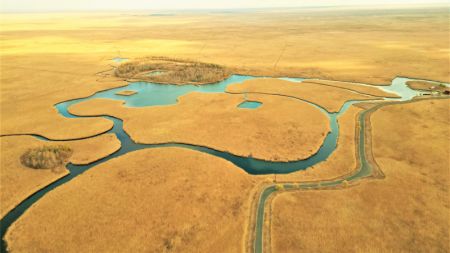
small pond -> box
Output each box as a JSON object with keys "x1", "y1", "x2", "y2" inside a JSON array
[
  {"x1": 238, "y1": 101, "x2": 262, "y2": 109},
  {"x1": 112, "y1": 57, "x2": 128, "y2": 63}
]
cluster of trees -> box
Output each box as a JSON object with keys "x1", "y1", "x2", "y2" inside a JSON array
[
  {"x1": 114, "y1": 57, "x2": 230, "y2": 84},
  {"x1": 20, "y1": 145, "x2": 72, "y2": 169}
]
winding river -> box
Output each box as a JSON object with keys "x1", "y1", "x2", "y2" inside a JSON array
[{"x1": 0, "y1": 74, "x2": 430, "y2": 252}]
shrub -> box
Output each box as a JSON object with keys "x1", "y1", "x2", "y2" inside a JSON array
[
  {"x1": 275, "y1": 184, "x2": 284, "y2": 191},
  {"x1": 342, "y1": 180, "x2": 350, "y2": 187},
  {"x1": 114, "y1": 57, "x2": 231, "y2": 84},
  {"x1": 20, "y1": 145, "x2": 73, "y2": 169}
]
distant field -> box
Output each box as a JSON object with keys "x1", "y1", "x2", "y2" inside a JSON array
[
  {"x1": 2, "y1": 6, "x2": 449, "y2": 138},
  {"x1": 1, "y1": 6, "x2": 449, "y2": 84}
]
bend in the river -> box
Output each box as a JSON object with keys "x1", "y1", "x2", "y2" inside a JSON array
[{"x1": 251, "y1": 81, "x2": 446, "y2": 253}]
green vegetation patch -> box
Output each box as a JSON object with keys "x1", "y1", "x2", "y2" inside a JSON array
[
  {"x1": 114, "y1": 56, "x2": 231, "y2": 84},
  {"x1": 20, "y1": 145, "x2": 73, "y2": 169}
]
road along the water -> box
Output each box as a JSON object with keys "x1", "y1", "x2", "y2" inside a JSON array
[{"x1": 251, "y1": 95, "x2": 450, "y2": 253}]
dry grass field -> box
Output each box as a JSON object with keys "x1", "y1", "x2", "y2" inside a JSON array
[
  {"x1": 0, "y1": 134, "x2": 120, "y2": 218},
  {"x1": 1, "y1": 6, "x2": 448, "y2": 142},
  {"x1": 0, "y1": 55, "x2": 126, "y2": 139},
  {"x1": 305, "y1": 80, "x2": 400, "y2": 98},
  {"x1": 270, "y1": 98, "x2": 449, "y2": 253},
  {"x1": 227, "y1": 78, "x2": 377, "y2": 112},
  {"x1": 276, "y1": 105, "x2": 364, "y2": 182},
  {"x1": 1, "y1": 6, "x2": 449, "y2": 85},
  {"x1": 68, "y1": 91, "x2": 329, "y2": 161},
  {"x1": 1, "y1": 4, "x2": 449, "y2": 253},
  {"x1": 5, "y1": 148, "x2": 265, "y2": 253}
]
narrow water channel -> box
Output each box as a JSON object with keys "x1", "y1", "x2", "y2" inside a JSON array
[
  {"x1": 252, "y1": 77, "x2": 435, "y2": 253},
  {"x1": 0, "y1": 75, "x2": 429, "y2": 252}
]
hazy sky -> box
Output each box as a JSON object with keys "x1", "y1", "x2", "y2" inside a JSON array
[{"x1": 1, "y1": 0, "x2": 448, "y2": 12}]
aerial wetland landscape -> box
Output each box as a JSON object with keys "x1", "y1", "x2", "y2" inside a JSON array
[{"x1": 0, "y1": 0, "x2": 449, "y2": 252}]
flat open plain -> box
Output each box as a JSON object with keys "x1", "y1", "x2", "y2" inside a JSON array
[
  {"x1": 1, "y1": 4, "x2": 449, "y2": 253},
  {"x1": 5, "y1": 148, "x2": 264, "y2": 253}
]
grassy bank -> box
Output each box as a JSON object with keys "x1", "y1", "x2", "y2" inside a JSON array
[{"x1": 406, "y1": 81, "x2": 450, "y2": 94}]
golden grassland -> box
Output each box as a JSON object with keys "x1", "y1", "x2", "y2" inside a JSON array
[
  {"x1": 305, "y1": 79, "x2": 400, "y2": 98},
  {"x1": 1, "y1": 7, "x2": 449, "y2": 85},
  {"x1": 270, "y1": 98, "x2": 449, "y2": 253},
  {"x1": 0, "y1": 6, "x2": 449, "y2": 252},
  {"x1": 275, "y1": 105, "x2": 364, "y2": 182},
  {"x1": 68, "y1": 91, "x2": 329, "y2": 162},
  {"x1": 115, "y1": 57, "x2": 231, "y2": 84},
  {"x1": 5, "y1": 148, "x2": 267, "y2": 253},
  {"x1": 0, "y1": 55, "x2": 126, "y2": 139},
  {"x1": 1, "y1": 6, "x2": 449, "y2": 141},
  {"x1": 0, "y1": 134, "x2": 120, "y2": 219},
  {"x1": 227, "y1": 78, "x2": 376, "y2": 112}
]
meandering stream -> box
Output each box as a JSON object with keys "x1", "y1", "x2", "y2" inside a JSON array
[
  {"x1": 0, "y1": 75, "x2": 429, "y2": 252},
  {"x1": 252, "y1": 77, "x2": 429, "y2": 253}
]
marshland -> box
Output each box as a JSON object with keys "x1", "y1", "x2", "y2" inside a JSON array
[{"x1": 0, "y1": 2, "x2": 449, "y2": 253}]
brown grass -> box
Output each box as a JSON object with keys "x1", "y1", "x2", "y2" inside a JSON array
[
  {"x1": 114, "y1": 57, "x2": 231, "y2": 84},
  {"x1": 1, "y1": 7, "x2": 449, "y2": 140},
  {"x1": 305, "y1": 79, "x2": 400, "y2": 98},
  {"x1": 0, "y1": 8, "x2": 449, "y2": 252},
  {"x1": 276, "y1": 104, "x2": 364, "y2": 182},
  {"x1": 270, "y1": 98, "x2": 450, "y2": 253},
  {"x1": 227, "y1": 78, "x2": 376, "y2": 113},
  {"x1": 20, "y1": 145, "x2": 72, "y2": 170},
  {"x1": 68, "y1": 91, "x2": 330, "y2": 162},
  {"x1": 0, "y1": 54, "x2": 125, "y2": 139},
  {"x1": 5, "y1": 148, "x2": 265, "y2": 253},
  {"x1": 0, "y1": 134, "x2": 121, "y2": 219}
]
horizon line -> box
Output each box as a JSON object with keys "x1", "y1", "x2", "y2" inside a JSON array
[{"x1": 1, "y1": 2, "x2": 449, "y2": 14}]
